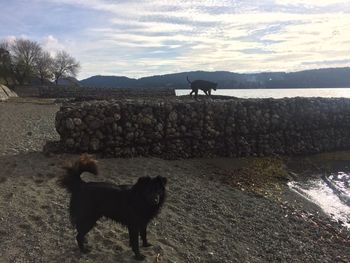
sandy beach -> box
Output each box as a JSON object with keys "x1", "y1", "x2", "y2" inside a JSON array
[{"x1": 0, "y1": 98, "x2": 349, "y2": 263}]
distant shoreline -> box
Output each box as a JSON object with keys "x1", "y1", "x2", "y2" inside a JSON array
[
  {"x1": 176, "y1": 87, "x2": 350, "y2": 99},
  {"x1": 176, "y1": 86, "x2": 350, "y2": 90}
]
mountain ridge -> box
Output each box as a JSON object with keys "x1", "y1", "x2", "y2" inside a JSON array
[{"x1": 79, "y1": 67, "x2": 350, "y2": 89}]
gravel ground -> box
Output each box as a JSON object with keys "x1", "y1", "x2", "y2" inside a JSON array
[
  {"x1": 0, "y1": 98, "x2": 349, "y2": 263},
  {"x1": 0, "y1": 98, "x2": 59, "y2": 156}
]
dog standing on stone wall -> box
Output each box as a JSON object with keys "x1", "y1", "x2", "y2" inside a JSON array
[{"x1": 187, "y1": 76, "x2": 217, "y2": 98}]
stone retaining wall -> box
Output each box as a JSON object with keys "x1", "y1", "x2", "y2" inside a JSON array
[
  {"x1": 12, "y1": 86, "x2": 41, "y2": 97},
  {"x1": 55, "y1": 97, "x2": 350, "y2": 158},
  {"x1": 12, "y1": 85, "x2": 175, "y2": 98},
  {"x1": 39, "y1": 86, "x2": 175, "y2": 99}
]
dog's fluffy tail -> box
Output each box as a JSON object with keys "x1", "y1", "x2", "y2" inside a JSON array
[
  {"x1": 186, "y1": 76, "x2": 192, "y2": 84},
  {"x1": 59, "y1": 154, "x2": 98, "y2": 193}
]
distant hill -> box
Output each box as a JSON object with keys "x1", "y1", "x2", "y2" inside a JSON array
[
  {"x1": 80, "y1": 75, "x2": 136, "y2": 88},
  {"x1": 79, "y1": 67, "x2": 350, "y2": 89},
  {"x1": 57, "y1": 77, "x2": 81, "y2": 87}
]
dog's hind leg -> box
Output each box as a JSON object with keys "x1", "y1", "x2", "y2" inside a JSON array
[
  {"x1": 76, "y1": 218, "x2": 97, "y2": 253},
  {"x1": 195, "y1": 90, "x2": 199, "y2": 100},
  {"x1": 128, "y1": 226, "x2": 145, "y2": 261},
  {"x1": 140, "y1": 225, "x2": 152, "y2": 247}
]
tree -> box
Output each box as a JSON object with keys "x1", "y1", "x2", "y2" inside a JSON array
[
  {"x1": 0, "y1": 38, "x2": 81, "y2": 85},
  {"x1": 52, "y1": 50, "x2": 80, "y2": 84},
  {"x1": 34, "y1": 51, "x2": 54, "y2": 84},
  {"x1": 0, "y1": 42, "x2": 13, "y2": 85},
  {"x1": 10, "y1": 39, "x2": 42, "y2": 85}
]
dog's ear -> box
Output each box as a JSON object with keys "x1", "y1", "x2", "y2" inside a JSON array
[
  {"x1": 136, "y1": 176, "x2": 151, "y2": 185},
  {"x1": 156, "y1": 176, "x2": 167, "y2": 187}
]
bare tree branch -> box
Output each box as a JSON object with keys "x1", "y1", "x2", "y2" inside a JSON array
[
  {"x1": 34, "y1": 51, "x2": 54, "y2": 84},
  {"x1": 0, "y1": 38, "x2": 81, "y2": 86},
  {"x1": 9, "y1": 39, "x2": 42, "y2": 85},
  {"x1": 52, "y1": 50, "x2": 80, "y2": 84}
]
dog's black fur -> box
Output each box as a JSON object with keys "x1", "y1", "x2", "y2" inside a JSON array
[
  {"x1": 187, "y1": 76, "x2": 217, "y2": 98},
  {"x1": 59, "y1": 154, "x2": 167, "y2": 261}
]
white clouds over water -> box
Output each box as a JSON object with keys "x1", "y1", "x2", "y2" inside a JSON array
[{"x1": 0, "y1": 0, "x2": 349, "y2": 78}]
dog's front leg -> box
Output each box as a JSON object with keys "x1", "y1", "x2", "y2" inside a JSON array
[
  {"x1": 140, "y1": 225, "x2": 152, "y2": 247},
  {"x1": 128, "y1": 226, "x2": 145, "y2": 261}
]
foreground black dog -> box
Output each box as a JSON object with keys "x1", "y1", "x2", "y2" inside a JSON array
[{"x1": 59, "y1": 154, "x2": 167, "y2": 261}]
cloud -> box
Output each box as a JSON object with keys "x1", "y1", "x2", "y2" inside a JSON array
[
  {"x1": 41, "y1": 35, "x2": 66, "y2": 56},
  {"x1": 276, "y1": 0, "x2": 346, "y2": 6},
  {"x1": 3, "y1": 35, "x2": 17, "y2": 44},
  {"x1": 1, "y1": 0, "x2": 350, "y2": 79}
]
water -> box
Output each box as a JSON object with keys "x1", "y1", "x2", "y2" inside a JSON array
[
  {"x1": 289, "y1": 172, "x2": 350, "y2": 228},
  {"x1": 176, "y1": 88, "x2": 350, "y2": 99}
]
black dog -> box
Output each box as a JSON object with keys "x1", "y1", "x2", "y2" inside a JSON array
[
  {"x1": 187, "y1": 76, "x2": 217, "y2": 98},
  {"x1": 59, "y1": 154, "x2": 167, "y2": 261}
]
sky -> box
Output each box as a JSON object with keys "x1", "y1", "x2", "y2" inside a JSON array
[{"x1": 0, "y1": 0, "x2": 349, "y2": 80}]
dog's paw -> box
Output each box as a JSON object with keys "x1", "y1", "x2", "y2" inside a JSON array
[
  {"x1": 134, "y1": 254, "x2": 146, "y2": 261},
  {"x1": 79, "y1": 246, "x2": 92, "y2": 254}
]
